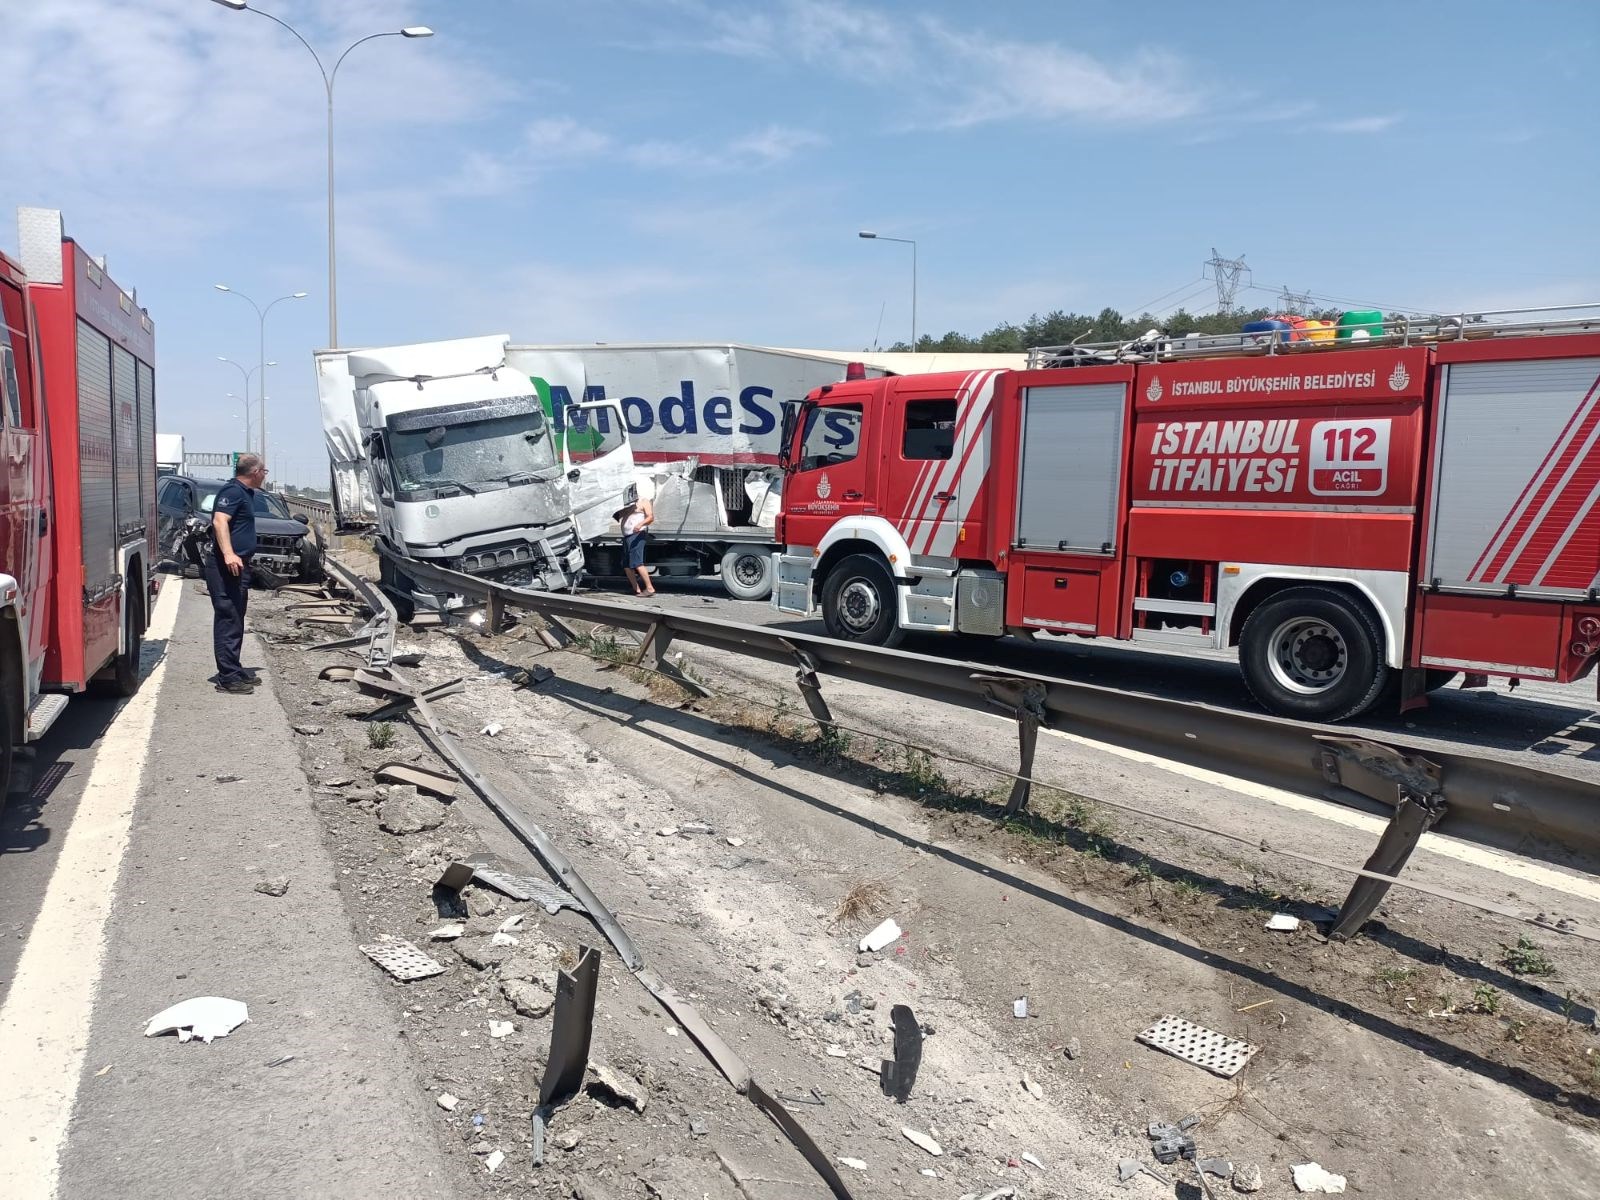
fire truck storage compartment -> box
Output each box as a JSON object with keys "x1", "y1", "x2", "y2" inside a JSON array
[
  {"x1": 1416, "y1": 592, "x2": 1564, "y2": 677},
  {"x1": 76, "y1": 320, "x2": 118, "y2": 602},
  {"x1": 1014, "y1": 381, "x2": 1126, "y2": 553},
  {"x1": 1425, "y1": 354, "x2": 1600, "y2": 599},
  {"x1": 1019, "y1": 566, "x2": 1101, "y2": 633}
]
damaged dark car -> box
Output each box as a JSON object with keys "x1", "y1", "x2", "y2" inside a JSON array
[{"x1": 156, "y1": 475, "x2": 325, "y2": 585}]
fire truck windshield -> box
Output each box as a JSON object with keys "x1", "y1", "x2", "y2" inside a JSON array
[{"x1": 387, "y1": 406, "x2": 556, "y2": 499}]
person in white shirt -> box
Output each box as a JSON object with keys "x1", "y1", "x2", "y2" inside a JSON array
[{"x1": 620, "y1": 496, "x2": 656, "y2": 596}]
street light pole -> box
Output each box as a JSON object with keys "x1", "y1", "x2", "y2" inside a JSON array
[
  {"x1": 218, "y1": 357, "x2": 276, "y2": 452},
  {"x1": 210, "y1": 2, "x2": 433, "y2": 348},
  {"x1": 858, "y1": 231, "x2": 917, "y2": 351},
  {"x1": 227, "y1": 392, "x2": 251, "y2": 452},
  {"x1": 214, "y1": 286, "x2": 302, "y2": 461}
]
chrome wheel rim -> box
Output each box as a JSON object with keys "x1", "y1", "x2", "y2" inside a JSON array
[
  {"x1": 1267, "y1": 617, "x2": 1348, "y2": 694},
  {"x1": 837, "y1": 578, "x2": 881, "y2": 633}
]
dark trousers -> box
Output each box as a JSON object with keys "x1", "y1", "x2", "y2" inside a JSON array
[{"x1": 202, "y1": 552, "x2": 251, "y2": 681}]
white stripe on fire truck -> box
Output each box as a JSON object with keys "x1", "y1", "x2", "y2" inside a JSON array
[
  {"x1": 1529, "y1": 475, "x2": 1600, "y2": 588},
  {"x1": 899, "y1": 370, "x2": 976, "y2": 552},
  {"x1": 922, "y1": 400, "x2": 998, "y2": 555},
  {"x1": 1487, "y1": 402, "x2": 1600, "y2": 584},
  {"x1": 901, "y1": 371, "x2": 979, "y2": 547},
  {"x1": 907, "y1": 371, "x2": 999, "y2": 555},
  {"x1": 1469, "y1": 376, "x2": 1600, "y2": 582}
]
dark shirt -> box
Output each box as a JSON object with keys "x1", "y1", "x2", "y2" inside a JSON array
[{"x1": 213, "y1": 479, "x2": 257, "y2": 557}]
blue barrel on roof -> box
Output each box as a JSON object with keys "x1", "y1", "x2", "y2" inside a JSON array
[{"x1": 1242, "y1": 318, "x2": 1293, "y2": 344}]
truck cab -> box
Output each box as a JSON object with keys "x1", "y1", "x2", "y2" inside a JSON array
[{"x1": 350, "y1": 335, "x2": 631, "y2": 610}]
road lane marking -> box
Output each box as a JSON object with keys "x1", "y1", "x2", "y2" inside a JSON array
[
  {"x1": 1042, "y1": 726, "x2": 1600, "y2": 909},
  {"x1": 0, "y1": 580, "x2": 184, "y2": 1198}
]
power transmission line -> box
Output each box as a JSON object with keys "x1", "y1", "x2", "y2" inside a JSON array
[
  {"x1": 1204, "y1": 248, "x2": 1251, "y2": 314},
  {"x1": 1123, "y1": 276, "x2": 1208, "y2": 316}
]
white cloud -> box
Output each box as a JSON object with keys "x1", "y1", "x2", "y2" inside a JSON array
[
  {"x1": 1319, "y1": 114, "x2": 1400, "y2": 134},
  {"x1": 514, "y1": 116, "x2": 826, "y2": 174}
]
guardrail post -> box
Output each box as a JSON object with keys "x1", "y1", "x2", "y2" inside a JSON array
[
  {"x1": 650, "y1": 627, "x2": 709, "y2": 699},
  {"x1": 779, "y1": 639, "x2": 833, "y2": 730},
  {"x1": 1329, "y1": 788, "x2": 1448, "y2": 941},
  {"x1": 484, "y1": 589, "x2": 505, "y2": 635},
  {"x1": 974, "y1": 675, "x2": 1049, "y2": 817}
]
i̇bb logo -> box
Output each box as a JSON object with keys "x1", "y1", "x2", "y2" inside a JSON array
[
  {"x1": 1387, "y1": 362, "x2": 1410, "y2": 392},
  {"x1": 1145, "y1": 377, "x2": 1164, "y2": 403},
  {"x1": 1309, "y1": 419, "x2": 1392, "y2": 496},
  {"x1": 816, "y1": 473, "x2": 832, "y2": 500}
]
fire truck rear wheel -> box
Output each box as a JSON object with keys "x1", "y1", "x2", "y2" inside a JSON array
[
  {"x1": 109, "y1": 592, "x2": 145, "y2": 698},
  {"x1": 1239, "y1": 586, "x2": 1388, "y2": 722},
  {"x1": 719, "y1": 547, "x2": 773, "y2": 601},
  {"x1": 821, "y1": 553, "x2": 904, "y2": 648}
]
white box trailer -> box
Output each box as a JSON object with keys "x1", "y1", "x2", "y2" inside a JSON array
[{"x1": 504, "y1": 344, "x2": 1025, "y2": 597}]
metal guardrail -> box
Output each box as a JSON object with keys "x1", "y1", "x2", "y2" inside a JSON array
[{"x1": 376, "y1": 546, "x2": 1600, "y2": 939}]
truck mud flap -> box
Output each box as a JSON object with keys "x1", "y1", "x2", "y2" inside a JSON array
[{"x1": 774, "y1": 553, "x2": 813, "y2": 615}]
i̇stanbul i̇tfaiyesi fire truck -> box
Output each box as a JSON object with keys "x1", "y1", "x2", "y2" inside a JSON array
[{"x1": 773, "y1": 308, "x2": 1600, "y2": 722}]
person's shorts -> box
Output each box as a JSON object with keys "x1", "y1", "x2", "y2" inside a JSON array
[{"x1": 622, "y1": 532, "x2": 647, "y2": 568}]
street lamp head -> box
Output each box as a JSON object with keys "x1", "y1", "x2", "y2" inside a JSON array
[
  {"x1": 217, "y1": 356, "x2": 230, "y2": 363},
  {"x1": 210, "y1": 0, "x2": 248, "y2": 9},
  {"x1": 858, "y1": 231, "x2": 877, "y2": 239},
  {"x1": 401, "y1": 26, "x2": 434, "y2": 38},
  {"x1": 214, "y1": 283, "x2": 231, "y2": 292},
  {"x1": 291, "y1": 291, "x2": 308, "y2": 299}
]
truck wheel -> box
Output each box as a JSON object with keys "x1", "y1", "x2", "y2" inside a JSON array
[
  {"x1": 109, "y1": 593, "x2": 144, "y2": 698},
  {"x1": 821, "y1": 553, "x2": 905, "y2": 648},
  {"x1": 719, "y1": 547, "x2": 774, "y2": 601},
  {"x1": 1239, "y1": 586, "x2": 1388, "y2": 722}
]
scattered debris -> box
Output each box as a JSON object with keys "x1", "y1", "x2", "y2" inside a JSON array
[
  {"x1": 491, "y1": 931, "x2": 520, "y2": 947},
  {"x1": 253, "y1": 875, "x2": 290, "y2": 897},
  {"x1": 1118, "y1": 1160, "x2": 1174, "y2": 1187},
  {"x1": 377, "y1": 789, "x2": 447, "y2": 835},
  {"x1": 1148, "y1": 1121, "x2": 1198, "y2": 1164},
  {"x1": 483, "y1": 1150, "x2": 504, "y2": 1173},
  {"x1": 497, "y1": 914, "x2": 525, "y2": 934},
  {"x1": 901, "y1": 1126, "x2": 942, "y2": 1156},
  {"x1": 1021, "y1": 1151, "x2": 1045, "y2": 1169},
  {"x1": 375, "y1": 761, "x2": 458, "y2": 798},
  {"x1": 588, "y1": 1062, "x2": 647, "y2": 1112},
  {"x1": 1232, "y1": 1163, "x2": 1264, "y2": 1192},
  {"x1": 265, "y1": 1055, "x2": 295, "y2": 1068},
  {"x1": 292, "y1": 723, "x2": 323, "y2": 736},
  {"x1": 214, "y1": 774, "x2": 241, "y2": 784},
  {"x1": 1265, "y1": 913, "x2": 1301, "y2": 932},
  {"x1": 502, "y1": 978, "x2": 556, "y2": 1018},
  {"x1": 881, "y1": 1004, "x2": 923, "y2": 1103},
  {"x1": 825, "y1": 1046, "x2": 849, "y2": 1058},
  {"x1": 481, "y1": 723, "x2": 502, "y2": 737},
  {"x1": 144, "y1": 997, "x2": 250, "y2": 1044},
  {"x1": 838, "y1": 1157, "x2": 868, "y2": 1171},
  {"x1": 428, "y1": 924, "x2": 466, "y2": 940},
  {"x1": 1021, "y1": 1072, "x2": 1043, "y2": 1100},
  {"x1": 94, "y1": 1064, "x2": 112, "y2": 1077},
  {"x1": 1013, "y1": 996, "x2": 1029, "y2": 1019},
  {"x1": 1199, "y1": 1157, "x2": 1234, "y2": 1179},
  {"x1": 553, "y1": 1129, "x2": 584, "y2": 1151},
  {"x1": 1063, "y1": 1036, "x2": 1081, "y2": 1059},
  {"x1": 489, "y1": 1020, "x2": 514, "y2": 1039},
  {"x1": 859, "y1": 918, "x2": 902, "y2": 953},
  {"x1": 360, "y1": 937, "x2": 447, "y2": 981},
  {"x1": 974, "y1": 1188, "x2": 1016, "y2": 1200},
  {"x1": 1292, "y1": 1163, "x2": 1347, "y2": 1194},
  {"x1": 1178, "y1": 1113, "x2": 1202, "y2": 1131},
  {"x1": 1137, "y1": 1015, "x2": 1258, "y2": 1078},
  {"x1": 726, "y1": 836, "x2": 745, "y2": 847},
  {"x1": 679, "y1": 821, "x2": 713, "y2": 835},
  {"x1": 657, "y1": 826, "x2": 679, "y2": 837},
  {"x1": 437, "y1": 1093, "x2": 459, "y2": 1111}
]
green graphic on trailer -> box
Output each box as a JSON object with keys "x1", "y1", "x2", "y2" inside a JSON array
[{"x1": 532, "y1": 374, "x2": 605, "y2": 460}]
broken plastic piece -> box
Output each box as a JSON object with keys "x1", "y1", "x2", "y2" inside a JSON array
[
  {"x1": 1198, "y1": 1157, "x2": 1233, "y2": 1179},
  {"x1": 1021, "y1": 1151, "x2": 1045, "y2": 1168},
  {"x1": 143, "y1": 997, "x2": 249, "y2": 1044},
  {"x1": 1013, "y1": 996, "x2": 1029, "y2": 1019},
  {"x1": 901, "y1": 1126, "x2": 941, "y2": 1156},
  {"x1": 1137, "y1": 1015, "x2": 1258, "y2": 1078},
  {"x1": 1292, "y1": 1163, "x2": 1347, "y2": 1194},
  {"x1": 361, "y1": 937, "x2": 447, "y2": 981},
  {"x1": 1266, "y1": 913, "x2": 1300, "y2": 932},
  {"x1": 481, "y1": 722, "x2": 502, "y2": 737},
  {"x1": 484, "y1": 1149, "x2": 504, "y2": 1173},
  {"x1": 489, "y1": 1021, "x2": 514, "y2": 1038},
  {"x1": 859, "y1": 918, "x2": 902, "y2": 953},
  {"x1": 1021, "y1": 1072, "x2": 1042, "y2": 1099},
  {"x1": 428, "y1": 924, "x2": 466, "y2": 940},
  {"x1": 437, "y1": 1093, "x2": 460, "y2": 1111},
  {"x1": 838, "y1": 1157, "x2": 868, "y2": 1171}
]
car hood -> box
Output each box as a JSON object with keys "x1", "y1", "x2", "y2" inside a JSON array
[{"x1": 253, "y1": 517, "x2": 311, "y2": 538}]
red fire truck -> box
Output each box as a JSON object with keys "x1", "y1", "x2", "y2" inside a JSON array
[
  {"x1": 773, "y1": 312, "x2": 1600, "y2": 721},
  {"x1": 0, "y1": 208, "x2": 157, "y2": 797}
]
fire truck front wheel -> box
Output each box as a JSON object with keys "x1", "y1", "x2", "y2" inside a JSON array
[
  {"x1": 1239, "y1": 587, "x2": 1389, "y2": 722},
  {"x1": 821, "y1": 553, "x2": 905, "y2": 648}
]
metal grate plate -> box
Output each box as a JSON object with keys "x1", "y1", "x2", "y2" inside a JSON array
[
  {"x1": 1136, "y1": 1015, "x2": 1258, "y2": 1078},
  {"x1": 471, "y1": 866, "x2": 587, "y2": 916},
  {"x1": 361, "y1": 938, "x2": 446, "y2": 981}
]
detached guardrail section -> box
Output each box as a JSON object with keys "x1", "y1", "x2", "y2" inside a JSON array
[{"x1": 377, "y1": 545, "x2": 1600, "y2": 945}]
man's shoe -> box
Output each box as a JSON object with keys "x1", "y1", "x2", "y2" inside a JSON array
[{"x1": 215, "y1": 677, "x2": 256, "y2": 694}]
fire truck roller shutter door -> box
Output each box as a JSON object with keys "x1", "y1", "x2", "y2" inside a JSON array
[{"x1": 1016, "y1": 383, "x2": 1126, "y2": 553}]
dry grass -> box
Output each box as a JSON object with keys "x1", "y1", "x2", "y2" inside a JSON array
[{"x1": 834, "y1": 878, "x2": 891, "y2": 925}]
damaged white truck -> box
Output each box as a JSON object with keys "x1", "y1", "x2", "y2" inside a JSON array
[{"x1": 346, "y1": 335, "x2": 633, "y2": 613}]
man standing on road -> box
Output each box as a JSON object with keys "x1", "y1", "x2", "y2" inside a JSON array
[{"x1": 206, "y1": 454, "x2": 267, "y2": 694}]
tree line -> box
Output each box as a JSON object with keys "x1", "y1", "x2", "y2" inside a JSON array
[{"x1": 880, "y1": 304, "x2": 1346, "y2": 353}]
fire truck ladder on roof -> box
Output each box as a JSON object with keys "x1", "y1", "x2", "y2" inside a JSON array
[{"x1": 1025, "y1": 303, "x2": 1600, "y2": 368}]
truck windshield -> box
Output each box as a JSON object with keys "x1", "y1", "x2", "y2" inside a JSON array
[{"x1": 388, "y1": 409, "x2": 556, "y2": 498}]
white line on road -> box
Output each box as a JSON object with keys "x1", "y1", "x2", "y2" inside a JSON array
[
  {"x1": 1042, "y1": 726, "x2": 1600, "y2": 908},
  {"x1": 0, "y1": 580, "x2": 184, "y2": 1199}
]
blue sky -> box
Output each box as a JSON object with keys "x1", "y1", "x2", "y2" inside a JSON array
[{"x1": 3, "y1": 0, "x2": 1595, "y2": 485}]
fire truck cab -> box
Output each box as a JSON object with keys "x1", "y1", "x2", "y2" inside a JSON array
[{"x1": 774, "y1": 312, "x2": 1600, "y2": 722}]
